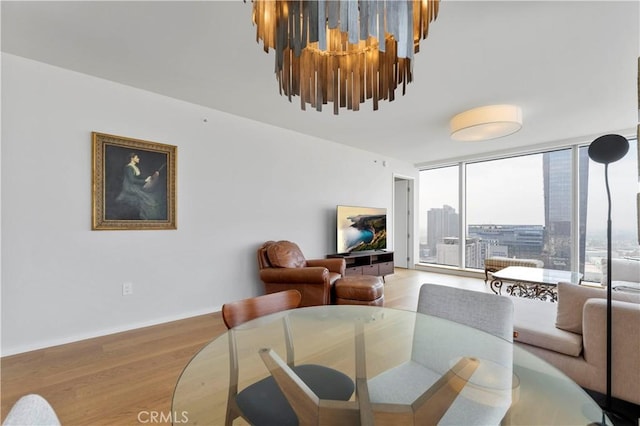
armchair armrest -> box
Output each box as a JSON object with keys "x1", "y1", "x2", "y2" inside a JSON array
[
  {"x1": 307, "y1": 258, "x2": 346, "y2": 276},
  {"x1": 260, "y1": 267, "x2": 329, "y2": 285}
]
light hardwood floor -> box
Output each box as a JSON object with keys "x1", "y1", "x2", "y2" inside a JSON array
[{"x1": 1, "y1": 269, "x2": 487, "y2": 425}]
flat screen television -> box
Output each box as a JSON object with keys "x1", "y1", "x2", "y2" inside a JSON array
[{"x1": 336, "y1": 205, "x2": 387, "y2": 254}]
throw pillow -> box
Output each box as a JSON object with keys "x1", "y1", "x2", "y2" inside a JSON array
[
  {"x1": 556, "y1": 282, "x2": 640, "y2": 334},
  {"x1": 266, "y1": 241, "x2": 306, "y2": 269}
]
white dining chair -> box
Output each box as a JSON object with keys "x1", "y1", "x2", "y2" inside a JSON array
[{"x1": 367, "y1": 283, "x2": 515, "y2": 425}]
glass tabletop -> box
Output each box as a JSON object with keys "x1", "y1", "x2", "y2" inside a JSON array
[
  {"x1": 172, "y1": 305, "x2": 604, "y2": 425},
  {"x1": 493, "y1": 266, "x2": 583, "y2": 286}
]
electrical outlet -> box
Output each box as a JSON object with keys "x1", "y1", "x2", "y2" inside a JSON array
[{"x1": 122, "y1": 282, "x2": 133, "y2": 296}]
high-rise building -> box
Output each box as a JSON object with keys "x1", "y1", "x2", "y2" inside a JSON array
[
  {"x1": 422, "y1": 150, "x2": 591, "y2": 271},
  {"x1": 426, "y1": 205, "x2": 458, "y2": 258},
  {"x1": 436, "y1": 237, "x2": 483, "y2": 267},
  {"x1": 468, "y1": 224, "x2": 545, "y2": 266},
  {"x1": 542, "y1": 150, "x2": 589, "y2": 271}
]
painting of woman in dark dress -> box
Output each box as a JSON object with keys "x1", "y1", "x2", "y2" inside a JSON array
[
  {"x1": 113, "y1": 151, "x2": 164, "y2": 220},
  {"x1": 92, "y1": 133, "x2": 176, "y2": 230}
]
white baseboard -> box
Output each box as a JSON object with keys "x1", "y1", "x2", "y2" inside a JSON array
[{"x1": 1, "y1": 306, "x2": 222, "y2": 357}]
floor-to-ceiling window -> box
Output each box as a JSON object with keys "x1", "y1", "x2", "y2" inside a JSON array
[
  {"x1": 418, "y1": 139, "x2": 639, "y2": 281},
  {"x1": 581, "y1": 139, "x2": 639, "y2": 282},
  {"x1": 418, "y1": 166, "x2": 459, "y2": 266},
  {"x1": 465, "y1": 152, "x2": 548, "y2": 270}
]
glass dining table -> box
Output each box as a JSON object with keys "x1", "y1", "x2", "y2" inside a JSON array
[{"x1": 172, "y1": 305, "x2": 606, "y2": 425}]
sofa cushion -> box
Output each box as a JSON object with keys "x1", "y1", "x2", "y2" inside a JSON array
[
  {"x1": 512, "y1": 296, "x2": 583, "y2": 357},
  {"x1": 555, "y1": 282, "x2": 640, "y2": 334},
  {"x1": 266, "y1": 241, "x2": 306, "y2": 268}
]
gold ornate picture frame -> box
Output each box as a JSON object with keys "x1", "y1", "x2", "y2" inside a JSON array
[{"x1": 92, "y1": 132, "x2": 177, "y2": 230}]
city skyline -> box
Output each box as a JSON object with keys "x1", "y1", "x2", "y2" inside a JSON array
[
  {"x1": 419, "y1": 141, "x2": 638, "y2": 236},
  {"x1": 418, "y1": 141, "x2": 639, "y2": 277}
]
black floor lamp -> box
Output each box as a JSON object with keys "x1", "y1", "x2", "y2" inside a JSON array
[{"x1": 587, "y1": 134, "x2": 629, "y2": 424}]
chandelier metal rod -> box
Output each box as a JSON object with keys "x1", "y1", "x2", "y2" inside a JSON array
[{"x1": 252, "y1": 0, "x2": 439, "y2": 114}]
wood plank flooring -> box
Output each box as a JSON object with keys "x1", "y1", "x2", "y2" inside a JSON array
[{"x1": 1, "y1": 269, "x2": 486, "y2": 425}]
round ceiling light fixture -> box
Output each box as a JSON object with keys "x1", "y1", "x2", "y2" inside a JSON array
[{"x1": 450, "y1": 104, "x2": 523, "y2": 141}]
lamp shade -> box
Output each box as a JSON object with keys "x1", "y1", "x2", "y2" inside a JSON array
[
  {"x1": 588, "y1": 134, "x2": 629, "y2": 164},
  {"x1": 450, "y1": 105, "x2": 523, "y2": 141}
]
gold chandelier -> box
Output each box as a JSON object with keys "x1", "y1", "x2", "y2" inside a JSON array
[{"x1": 252, "y1": 0, "x2": 439, "y2": 114}]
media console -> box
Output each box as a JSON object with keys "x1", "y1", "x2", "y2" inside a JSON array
[{"x1": 327, "y1": 251, "x2": 394, "y2": 278}]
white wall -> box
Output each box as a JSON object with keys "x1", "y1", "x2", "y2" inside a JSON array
[{"x1": 0, "y1": 54, "x2": 418, "y2": 355}]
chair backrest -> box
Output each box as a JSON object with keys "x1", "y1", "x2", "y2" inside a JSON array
[
  {"x1": 417, "y1": 283, "x2": 514, "y2": 342},
  {"x1": 257, "y1": 240, "x2": 307, "y2": 270},
  {"x1": 222, "y1": 289, "x2": 302, "y2": 329}
]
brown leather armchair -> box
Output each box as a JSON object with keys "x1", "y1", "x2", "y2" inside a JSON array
[{"x1": 257, "y1": 241, "x2": 346, "y2": 307}]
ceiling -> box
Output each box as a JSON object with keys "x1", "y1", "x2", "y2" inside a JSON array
[{"x1": 2, "y1": 1, "x2": 638, "y2": 166}]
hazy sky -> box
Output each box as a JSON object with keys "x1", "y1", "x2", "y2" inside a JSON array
[
  {"x1": 419, "y1": 140, "x2": 638, "y2": 236},
  {"x1": 587, "y1": 146, "x2": 637, "y2": 234}
]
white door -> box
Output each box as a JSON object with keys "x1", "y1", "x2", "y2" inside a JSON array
[{"x1": 394, "y1": 178, "x2": 411, "y2": 268}]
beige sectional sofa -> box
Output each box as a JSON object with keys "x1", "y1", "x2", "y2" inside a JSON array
[{"x1": 511, "y1": 281, "x2": 640, "y2": 405}]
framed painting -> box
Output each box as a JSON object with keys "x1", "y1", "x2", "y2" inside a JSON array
[{"x1": 92, "y1": 132, "x2": 177, "y2": 230}]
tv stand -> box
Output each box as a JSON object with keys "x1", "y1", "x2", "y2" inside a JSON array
[{"x1": 327, "y1": 251, "x2": 394, "y2": 278}]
